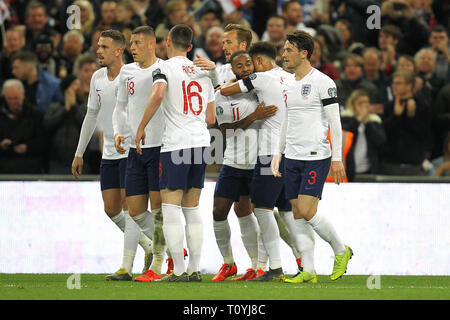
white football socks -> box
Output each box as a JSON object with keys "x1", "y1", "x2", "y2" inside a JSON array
[
  {"x1": 182, "y1": 206, "x2": 203, "y2": 274},
  {"x1": 238, "y1": 213, "x2": 259, "y2": 270},
  {"x1": 162, "y1": 203, "x2": 186, "y2": 275},
  {"x1": 257, "y1": 233, "x2": 268, "y2": 271},
  {"x1": 121, "y1": 213, "x2": 141, "y2": 274},
  {"x1": 149, "y1": 208, "x2": 166, "y2": 274},
  {"x1": 307, "y1": 212, "x2": 346, "y2": 255},
  {"x1": 278, "y1": 210, "x2": 302, "y2": 260},
  {"x1": 213, "y1": 219, "x2": 234, "y2": 265},
  {"x1": 253, "y1": 208, "x2": 282, "y2": 270},
  {"x1": 294, "y1": 218, "x2": 316, "y2": 274},
  {"x1": 110, "y1": 210, "x2": 126, "y2": 232},
  {"x1": 131, "y1": 210, "x2": 154, "y2": 241}
]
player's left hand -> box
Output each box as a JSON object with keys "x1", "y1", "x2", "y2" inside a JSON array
[
  {"x1": 331, "y1": 161, "x2": 346, "y2": 185},
  {"x1": 271, "y1": 154, "x2": 282, "y2": 178},
  {"x1": 135, "y1": 127, "x2": 146, "y2": 155},
  {"x1": 72, "y1": 157, "x2": 83, "y2": 179},
  {"x1": 193, "y1": 54, "x2": 216, "y2": 71}
]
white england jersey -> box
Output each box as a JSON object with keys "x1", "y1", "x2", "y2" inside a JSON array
[
  {"x1": 282, "y1": 68, "x2": 338, "y2": 160},
  {"x1": 153, "y1": 56, "x2": 215, "y2": 152},
  {"x1": 116, "y1": 60, "x2": 165, "y2": 148},
  {"x1": 215, "y1": 91, "x2": 259, "y2": 170},
  {"x1": 238, "y1": 67, "x2": 293, "y2": 156},
  {"x1": 88, "y1": 67, "x2": 130, "y2": 160},
  {"x1": 216, "y1": 63, "x2": 234, "y2": 84}
]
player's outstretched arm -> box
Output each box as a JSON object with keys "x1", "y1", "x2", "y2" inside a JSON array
[
  {"x1": 220, "y1": 82, "x2": 242, "y2": 96},
  {"x1": 135, "y1": 82, "x2": 167, "y2": 154},
  {"x1": 324, "y1": 104, "x2": 346, "y2": 185},
  {"x1": 193, "y1": 54, "x2": 220, "y2": 88},
  {"x1": 72, "y1": 107, "x2": 100, "y2": 179}
]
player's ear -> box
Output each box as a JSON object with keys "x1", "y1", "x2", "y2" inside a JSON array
[
  {"x1": 187, "y1": 44, "x2": 193, "y2": 53},
  {"x1": 116, "y1": 47, "x2": 123, "y2": 57},
  {"x1": 257, "y1": 56, "x2": 263, "y2": 66}
]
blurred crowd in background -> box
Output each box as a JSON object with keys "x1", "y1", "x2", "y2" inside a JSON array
[{"x1": 0, "y1": 0, "x2": 449, "y2": 179}]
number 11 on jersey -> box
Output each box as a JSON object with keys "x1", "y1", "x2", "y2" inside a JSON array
[{"x1": 232, "y1": 107, "x2": 240, "y2": 121}]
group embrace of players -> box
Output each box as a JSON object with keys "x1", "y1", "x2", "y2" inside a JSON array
[{"x1": 71, "y1": 22, "x2": 353, "y2": 283}]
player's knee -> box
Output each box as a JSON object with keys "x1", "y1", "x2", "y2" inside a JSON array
[
  {"x1": 233, "y1": 202, "x2": 251, "y2": 217},
  {"x1": 104, "y1": 204, "x2": 122, "y2": 217},
  {"x1": 213, "y1": 204, "x2": 228, "y2": 221},
  {"x1": 296, "y1": 206, "x2": 316, "y2": 220}
]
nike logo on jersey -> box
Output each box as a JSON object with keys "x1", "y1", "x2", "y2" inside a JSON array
[
  {"x1": 96, "y1": 89, "x2": 101, "y2": 92},
  {"x1": 127, "y1": 77, "x2": 135, "y2": 81},
  {"x1": 230, "y1": 102, "x2": 238, "y2": 107}
]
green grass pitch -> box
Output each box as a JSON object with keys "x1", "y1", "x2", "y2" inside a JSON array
[{"x1": 0, "y1": 274, "x2": 449, "y2": 300}]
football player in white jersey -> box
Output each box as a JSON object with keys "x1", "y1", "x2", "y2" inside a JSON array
[
  {"x1": 196, "y1": 27, "x2": 305, "y2": 276},
  {"x1": 220, "y1": 42, "x2": 298, "y2": 282},
  {"x1": 212, "y1": 51, "x2": 279, "y2": 281},
  {"x1": 71, "y1": 30, "x2": 153, "y2": 281},
  {"x1": 272, "y1": 31, "x2": 353, "y2": 283},
  {"x1": 136, "y1": 25, "x2": 216, "y2": 282},
  {"x1": 112, "y1": 26, "x2": 167, "y2": 282},
  {"x1": 194, "y1": 24, "x2": 253, "y2": 85}
]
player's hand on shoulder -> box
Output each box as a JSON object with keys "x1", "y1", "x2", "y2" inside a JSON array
[
  {"x1": 271, "y1": 154, "x2": 282, "y2": 178},
  {"x1": 253, "y1": 101, "x2": 278, "y2": 120},
  {"x1": 114, "y1": 133, "x2": 126, "y2": 154},
  {"x1": 193, "y1": 54, "x2": 216, "y2": 71},
  {"x1": 331, "y1": 161, "x2": 346, "y2": 185},
  {"x1": 72, "y1": 156, "x2": 83, "y2": 179}
]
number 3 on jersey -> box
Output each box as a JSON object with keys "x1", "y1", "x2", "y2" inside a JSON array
[{"x1": 182, "y1": 80, "x2": 203, "y2": 115}]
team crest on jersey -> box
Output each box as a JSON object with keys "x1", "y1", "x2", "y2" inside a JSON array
[
  {"x1": 328, "y1": 87, "x2": 337, "y2": 98},
  {"x1": 249, "y1": 73, "x2": 257, "y2": 80},
  {"x1": 301, "y1": 84, "x2": 311, "y2": 97},
  {"x1": 216, "y1": 106, "x2": 224, "y2": 116}
]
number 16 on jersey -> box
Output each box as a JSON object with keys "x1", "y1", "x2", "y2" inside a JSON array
[{"x1": 182, "y1": 80, "x2": 203, "y2": 116}]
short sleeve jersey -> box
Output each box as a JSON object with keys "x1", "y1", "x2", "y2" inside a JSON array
[
  {"x1": 281, "y1": 68, "x2": 338, "y2": 160},
  {"x1": 153, "y1": 56, "x2": 215, "y2": 152},
  {"x1": 215, "y1": 91, "x2": 259, "y2": 170},
  {"x1": 237, "y1": 67, "x2": 293, "y2": 156},
  {"x1": 88, "y1": 67, "x2": 130, "y2": 159},
  {"x1": 116, "y1": 60, "x2": 165, "y2": 148}
]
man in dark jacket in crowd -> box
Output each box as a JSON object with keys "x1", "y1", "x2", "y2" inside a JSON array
[
  {"x1": 381, "y1": 70, "x2": 429, "y2": 175},
  {"x1": 0, "y1": 79, "x2": 47, "y2": 174},
  {"x1": 43, "y1": 75, "x2": 88, "y2": 174}
]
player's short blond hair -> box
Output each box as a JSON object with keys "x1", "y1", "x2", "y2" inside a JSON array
[{"x1": 224, "y1": 24, "x2": 252, "y2": 48}]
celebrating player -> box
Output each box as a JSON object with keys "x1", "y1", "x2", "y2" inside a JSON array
[
  {"x1": 272, "y1": 31, "x2": 353, "y2": 283},
  {"x1": 213, "y1": 50, "x2": 279, "y2": 281},
  {"x1": 71, "y1": 30, "x2": 153, "y2": 281},
  {"x1": 112, "y1": 26, "x2": 166, "y2": 282},
  {"x1": 220, "y1": 42, "x2": 297, "y2": 282},
  {"x1": 194, "y1": 23, "x2": 253, "y2": 85},
  {"x1": 195, "y1": 24, "x2": 264, "y2": 281},
  {"x1": 136, "y1": 24, "x2": 216, "y2": 282}
]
